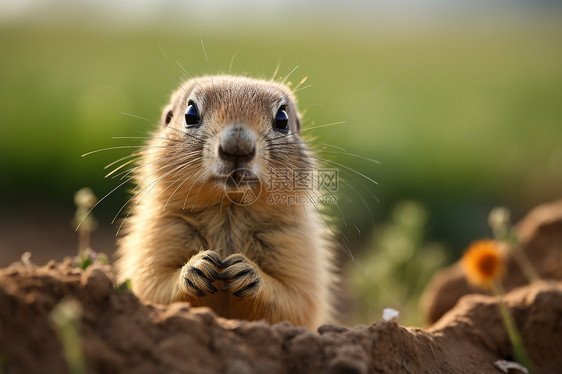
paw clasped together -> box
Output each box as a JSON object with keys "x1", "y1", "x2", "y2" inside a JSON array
[{"x1": 181, "y1": 252, "x2": 261, "y2": 298}]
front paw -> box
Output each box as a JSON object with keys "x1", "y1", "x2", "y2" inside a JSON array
[
  {"x1": 181, "y1": 251, "x2": 221, "y2": 297},
  {"x1": 219, "y1": 254, "x2": 261, "y2": 298}
]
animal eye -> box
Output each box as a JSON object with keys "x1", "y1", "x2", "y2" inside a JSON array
[
  {"x1": 273, "y1": 106, "x2": 289, "y2": 133},
  {"x1": 184, "y1": 101, "x2": 201, "y2": 128}
]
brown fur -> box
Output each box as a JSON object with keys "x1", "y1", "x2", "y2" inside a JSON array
[{"x1": 115, "y1": 76, "x2": 335, "y2": 329}]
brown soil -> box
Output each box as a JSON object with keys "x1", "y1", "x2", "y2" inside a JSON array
[
  {"x1": 1, "y1": 257, "x2": 561, "y2": 374},
  {"x1": 2, "y1": 200, "x2": 561, "y2": 374},
  {"x1": 421, "y1": 200, "x2": 562, "y2": 324}
]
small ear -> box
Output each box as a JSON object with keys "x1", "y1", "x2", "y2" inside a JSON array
[{"x1": 162, "y1": 105, "x2": 174, "y2": 126}]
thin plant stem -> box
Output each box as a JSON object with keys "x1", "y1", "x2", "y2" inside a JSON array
[
  {"x1": 492, "y1": 280, "x2": 534, "y2": 374},
  {"x1": 78, "y1": 228, "x2": 91, "y2": 254}
]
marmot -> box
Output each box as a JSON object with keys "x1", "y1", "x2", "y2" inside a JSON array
[{"x1": 115, "y1": 75, "x2": 335, "y2": 329}]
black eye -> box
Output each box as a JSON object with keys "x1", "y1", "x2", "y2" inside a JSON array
[
  {"x1": 273, "y1": 106, "x2": 289, "y2": 133},
  {"x1": 184, "y1": 101, "x2": 201, "y2": 128}
]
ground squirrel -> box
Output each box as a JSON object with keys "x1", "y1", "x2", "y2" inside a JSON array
[{"x1": 116, "y1": 76, "x2": 335, "y2": 329}]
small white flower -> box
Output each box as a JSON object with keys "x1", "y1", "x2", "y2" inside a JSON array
[
  {"x1": 382, "y1": 308, "x2": 399, "y2": 322},
  {"x1": 494, "y1": 359, "x2": 529, "y2": 374},
  {"x1": 21, "y1": 251, "x2": 32, "y2": 266},
  {"x1": 488, "y1": 206, "x2": 511, "y2": 236}
]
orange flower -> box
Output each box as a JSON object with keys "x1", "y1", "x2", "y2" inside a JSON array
[{"x1": 462, "y1": 240, "x2": 505, "y2": 289}]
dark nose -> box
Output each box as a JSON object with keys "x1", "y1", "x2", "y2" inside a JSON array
[{"x1": 218, "y1": 126, "x2": 256, "y2": 162}]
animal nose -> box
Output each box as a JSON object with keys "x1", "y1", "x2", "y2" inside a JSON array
[{"x1": 218, "y1": 126, "x2": 256, "y2": 162}]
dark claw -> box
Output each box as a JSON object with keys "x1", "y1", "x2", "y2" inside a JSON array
[
  {"x1": 207, "y1": 282, "x2": 218, "y2": 294},
  {"x1": 199, "y1": 275, "x2": 218, "y2": 294},
  {"x1": 219, "y1": 256, "x2": 243, "y2": 269},
  {"x1": 185, "y1": 278, "x2": 205, "y2": 297},
  {"x1": 232, "y1": 268, "x2": 252, "y2": 278},
  {"x1": 202, "y1": 253, "x2": 222, "y2": 268},
  {"x1": 190, "y1": 265, "x2": 219, "y2": 281},
  {"x1": 219, "y1": 267, "x2": 251, "y2": 281},
  {"x1": 190, "y1": 267, "x2": 205, "y2": 277},
  {"x1": 188, "y1": 267, "x2": 218, "y2": 294},
  {"x1": 233, "y1": 280, "x2": 260, "y2": 298}
]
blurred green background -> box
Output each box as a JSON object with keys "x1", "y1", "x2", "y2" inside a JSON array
[{"x1": 1, "y1": 1, "x2": 561, "y2": 326}]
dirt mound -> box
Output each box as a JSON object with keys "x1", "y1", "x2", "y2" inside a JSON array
[
  {"x1": 421, "y1": 200, "x2": 562, "y2": 324},
  {"x1": 1, "y1": 257, "x2": 561, "y2": 374}
]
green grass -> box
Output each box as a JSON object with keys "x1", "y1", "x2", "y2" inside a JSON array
[{"x1": 1, "y1": 20, "x2": 562, "y2": 250}]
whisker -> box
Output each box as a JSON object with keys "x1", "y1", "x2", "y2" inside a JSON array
[
  {"x1": 266, "y1": 157, "x2": 347, "y2": 227},
  {"x1": 279, "y1": 84, "x2": 311, "y2": 103},
  {"x1": 113, "y1": 158, "x2": 198, "y2": 225},
  {"x1": 158, "y1": 44, "x2": 182, "y2": 76},
  {"x1": 183, "y1": 173, "x2": 207, "y2": 210},
  {"x1": 151, "y1": 55, "x2": 189, "y2": 96},
  {"x1": 121, "y1": 112, "x2": 161, "y2": 126},
  {"x1": 103, "y1": 153, "x2": 142, "y2": 170},
  {"x1": 162, "y1": 159, "x2": 203, "y2": 211},
  {"x1": 176, "y1": 60, "x2": 205, "y2": 91},
  {"x1": 111, "y1": 136, "x2": 183, "y2": 144},
  {"x1": 290, "y1": 84, "x2": 311, "y2": 96},
  {"x1": 168, "y1": 125, "x2": 207, "y2": 143},
  {"x1": 293, "y1": 76, "x2": 308, "y2": 91},
  {"x1": 130, "y1": 152, "x2": 199, "y2": 191},
  {"x1": 317, "y1": 150, "x2": 380, "y2": 165},
  {"x1": 105, "y1": 159, "x2": 136, "y2": 178},
  {"x1": 279, "y1": 65, "x2": 299, "y2": 86},
  {"x1": 153, "y1": 158, "x2": 202, "y2": 209},
  {"x1": 200, "y1": 40, "x2": 214, "y2": 86},
  {"x1": 266, "y1": 133, "x2": 306, "y2": 144},
  {"x1": 122, "y1": 112, "x2": 207, "y2": 144},
  {"x1": 158, "y1": 44, "x2": 201, "y2": 87},
  {"x1": 271, "y1": 60, "x2": 281, "y2": 81},
  {"x1": 315, "y1": 143, "x2": 347, "y2": 152},
  {"x1": 228, "y1": 51, "x2": 238, "y2": 75},
  {"x1": 75, "y1": 174, "x2": 136, "y2": 231},
  {"x1": 267, "y1": 142, "x2": 352, "y2": 156},
  {"x1": 81, "y1": 145, "x2": 161, "y2": 158},
  {"x1": 339, "y1": 177, "x2": 377, "y2": 225},
  {"x1": 315, "y1": 156, "x2": 378, "y2": 186},
  {"x1": 112, "y1": 151, "x2": 194, "y2": 181},
  {"x1": 109, "y1": 154, "x2": 174, "y2": 180},
  {"x1": 298, "y1": 121, "x2": 346, "y2": 134},
  {"x1": 342, "y1": 173, "x2": 380, "y2": 205}
]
